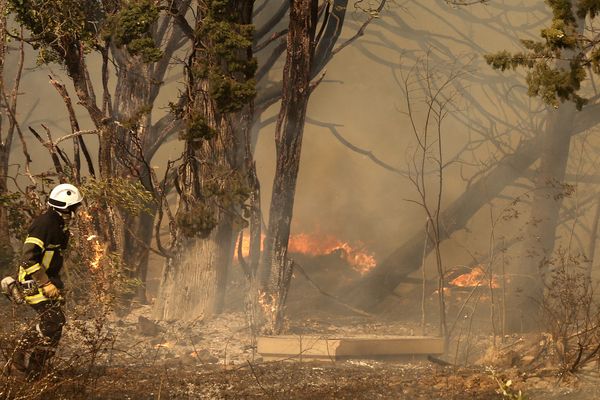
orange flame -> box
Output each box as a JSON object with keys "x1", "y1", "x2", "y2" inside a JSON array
[
  {"x1": 449, "y1": 266, "x2": 499, "y2": 288},
  {"x1": 236, "y1": 231, "x2": 377, "y2": 274},
  {"x1": 288, "y1": 233, "x2": 376, "y2": 274},
  {"x1": 86, "y1": 234, "x2": 104, "y2": 270}
]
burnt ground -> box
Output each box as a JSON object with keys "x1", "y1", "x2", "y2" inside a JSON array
[
  {"x1": 2, "y1": 255, "x2": 600, "y2": 399},
  {"x1": 2, "y1": 301, "x2": 600, "y2": 400},
  {"x1": 2, "y1": 357, "x2": 600, "y2": 399}
]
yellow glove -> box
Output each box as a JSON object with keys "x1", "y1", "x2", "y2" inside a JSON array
[{"x1": 41, "y1": 282, "x2": 60, "y2": 299}]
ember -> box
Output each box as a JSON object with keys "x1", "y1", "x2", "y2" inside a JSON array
[
  {"x1": 81, "y1": 211, "x2": 105, "y2": 270},
  {"x1": 449, "y1": 266, "x2": 499, "y2": 289},
  {"x1": 87, "y1": 236, "x2": 104, "y2": 270}
]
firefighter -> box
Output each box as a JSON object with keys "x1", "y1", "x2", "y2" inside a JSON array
[{"x1": 12, "y1": 183, "x2": 83, "y2": 380}]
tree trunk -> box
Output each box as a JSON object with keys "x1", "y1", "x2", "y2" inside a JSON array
[
  {"x1": 0, "y1": 152, "x2": 12, "y2": 272},
  {"x1": 346, "y1": 135, "x2": 543, "y2": 310},
  {"x1": 0, "y1": 4, "x2": 14, "y2": 272},
  {"x1": 258, "y1": 0, "x2": 318, "y2": 334},
  {"x1": 153, "y1": 217, "x2": 234, "y2": 320},
  {"x1": 112, "y1": 53, "x2": 155, "y2": 304},
  {"x1": 506, "y1": 9, "x2": 584, "y2": 332},
  {"x1": 346, "y1": 89, "x2": 597, "y2": 312},
  {"x1": 507, "y1": 103, "x2": 576, "y2": 332},
  {"x1": 153, "y1": 1, "x2": 254, "y2": 321}
]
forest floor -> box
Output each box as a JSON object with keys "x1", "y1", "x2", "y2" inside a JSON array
[
  {"x1": 1, "y1": 304, "x2": 600, "y2": 399},
  {"x1": 2, "y1": 252, "x2": 600, "y2": 399}
]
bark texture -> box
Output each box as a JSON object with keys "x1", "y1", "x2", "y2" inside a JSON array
[
  {"x1": 507, "y1": 103, "x2": 577, "y2": 332},
  {"x1": 153, "y1": 0, "x2": 255, "y2": 321},
  {"x1": 258, "y1": 0, "x2": 318, "y2": 334}
]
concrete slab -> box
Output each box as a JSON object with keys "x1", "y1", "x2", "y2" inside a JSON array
[{"x1": 257, "y1": 335, "x2": 445, "y2": 361}]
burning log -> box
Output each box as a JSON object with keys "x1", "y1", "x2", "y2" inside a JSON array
[
  {"x1": 236, "y1": 230, "x2": 377, "y2": 275},
  {"x1": 448, "y1": 265, "x2": 499, "y2": 290}
]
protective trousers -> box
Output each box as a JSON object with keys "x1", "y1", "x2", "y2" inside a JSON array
[{"x1": 13, "y1": 300, "x2": 65, "y2": 380}]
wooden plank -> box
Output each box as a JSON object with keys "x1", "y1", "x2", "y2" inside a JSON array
[{"x1": 257, "y1": 335, "x2": 445, "y2": 361}]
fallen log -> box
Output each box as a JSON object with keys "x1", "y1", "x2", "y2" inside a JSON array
[
  {"x1": 345, "y1": 135, "x2": 540, "y2": 310},
  {"x1": 346, "y1": 101, "x2": 600, "y2": 311}
]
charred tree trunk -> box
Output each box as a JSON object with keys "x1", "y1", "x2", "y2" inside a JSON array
[
  {"x1": 112, "y1": 3, "x2": 189, "y2": 304},
  {"x1": 258, "y1": 0, "x2": 318, "y2": 334},
  {"x1": 0, "y1": 15, "x2": 10, "y2": 270}
]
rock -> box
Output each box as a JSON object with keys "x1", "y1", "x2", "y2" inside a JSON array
[
  {"x1": 189, "y1": 333, "x2": 203, "y2": 344},
  {"x1": 192, "y1": 349, "x2": 219, "y2": 364},
  {"x1": 137, "y1": 316, "x2": 163, "y2": 337},
  {"x1": 521, "y1": 355, "x2": 535, "y2": 365}
]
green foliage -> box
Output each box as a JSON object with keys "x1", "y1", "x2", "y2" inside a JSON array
[
  {"x1": 176, "y1": 201, "x2": 218, "y2": 238},
  {"x1": 193, "y1": 2, "x2": 257, "y2": 115},
  {"x1": 0, "y1": 190, "x2": 45, "y2": 241},
  {"x1": 175, "y1": 170, "x2": 250, "y2": 238},
  {"x1": 209, "y1": 72, "x2": 257, "y2": 114},
  {"x1": 103, "y1": 0, "x2": 163, "y2": 62},
  {"x1": 484, "y1": 0, "x2": 599, "y2": 110},
  {"x1": 81, "y1": 177, "x2": 153, "y2": 217},
  {"x1": 9, "y1": 0, "x2": 164, "y2": 64},
  {"x1": 487, "y1": 367, "x2": 529, "y2": 400},
  {"x1": 526, "y1": 61, "x2": 587, "y2": 110},
  {"x1": 172, "y1": 1, "x2": 256, "y2": 239},
  {"x1": 8, "y1": 0, "x2": 103, "y2": 61},
  {"x1": 547, "y1": 0, "x2": 575, "y2": 23},
  {"x1": 179, "y1": 113, "x2": 217, "y2": 146}
]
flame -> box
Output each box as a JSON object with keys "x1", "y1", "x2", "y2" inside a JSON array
[
  {"x1": 449, "y1": 266, "x2": 499, "y2": 289},
  {"x1": 236, "y1": 231, "x2": 377, "y2": 274},
  {"x1": 85, "y1": 233, "x2": 104, "y2": 270},
  {"x1": 288, "y1": 232, "x2": 376, "y2": 274},
  {"x1": 258, "y1": 289, "x2": 278, "y2": 316}
]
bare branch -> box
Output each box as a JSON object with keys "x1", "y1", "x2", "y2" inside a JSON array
[
  {"x1": 52, "y1": 130, "x2": 98, "y2": 146},
  {"x1": 306, "y1": 117, "x2": 408, "y2": 177},
  {"x1": 28, "y1": 126, "x2": 63, "y2": 176},
  {"x1": 254, "y1": 29, "x2": 288, "y2": 52},
  {"x1": 330, "y1": 0, "x2": 387, "y2": 58}
]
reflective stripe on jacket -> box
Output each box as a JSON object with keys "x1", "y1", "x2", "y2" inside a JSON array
[{"x1": 18, "y1": 209, "x2": 69, "y2": 304}]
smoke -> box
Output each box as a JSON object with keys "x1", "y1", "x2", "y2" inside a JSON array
[{"x1": 5, "y1": 1, "x2": 570, "y2": 293}]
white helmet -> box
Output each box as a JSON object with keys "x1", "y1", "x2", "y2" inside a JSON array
[{"x1": 48, "y1": 183, "x2": 83, "y2": 210}]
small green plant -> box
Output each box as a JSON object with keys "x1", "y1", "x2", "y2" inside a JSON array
[{"x1": 487, "y1": 367, "x2": 528, "y2": 400}]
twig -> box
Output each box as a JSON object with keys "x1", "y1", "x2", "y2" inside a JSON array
[
  {"x1": 52, "y1": 130, "x2": 98, "y2": 146},
  {"x1": 330, "y1": 0, "x2": 387, "y2": 57},
  {"x1": 306, "y1": 117, "x2": 408, "y2": 177},
  {"x1": 48, "y1": 75, "x2": 96, "y2": 177},
  {"x1": 29, "y1": 126, "x2": 64, "y2": 175},
  {"x1": 309, "y1": 70, "x2": 326, "y2": 94},
  {"x1": 254, "y1": 29, "x2": 289, "y2": 52},
  {"x1": 246, "y1": 360, "x2": 273, "y2": 398}
]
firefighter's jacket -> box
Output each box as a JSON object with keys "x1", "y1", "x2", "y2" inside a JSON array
[{"x1": 18, "y1": 209, "x2": 69, "y2": 304}]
